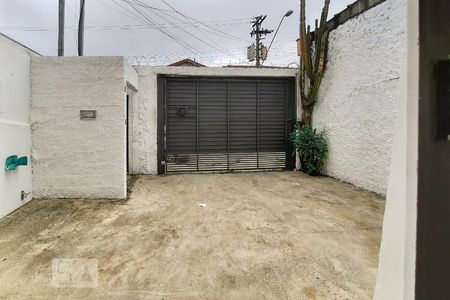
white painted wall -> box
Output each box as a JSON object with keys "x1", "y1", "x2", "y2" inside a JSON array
[
  {"x1": 125, "y1": 63, "x2": 139, "y2": 174},
  {"x1": 31, "y1": 56, "x2": 129, "y2": 199},
  {"x1": 125, "y1": 62, "x2": 139, "y2": 91},
  {"x1": 313, "y1": 0, "x2": 407, "y2": 195},
  {"x1": 133, "y1": 66, "x2": 298, "y2": 175},
  {"x1": 375, "y1": 0, "x2": 418, "y2": 298},
  {"x1": 0, "y1": 34, "x2": 37, "y2": 219}
]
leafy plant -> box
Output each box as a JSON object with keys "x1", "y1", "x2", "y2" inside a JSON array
[{"x1": 290, "y1": 124, "x2": 328, "y2": 176}]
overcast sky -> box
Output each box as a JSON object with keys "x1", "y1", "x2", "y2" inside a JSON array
[{"x1": 0, "y1": 0, "x2": 354, "y2": 66}]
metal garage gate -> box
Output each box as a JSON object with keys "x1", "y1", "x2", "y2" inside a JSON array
[{"x1": 158, "y1": 77, "x2": 295, "y2": 173}]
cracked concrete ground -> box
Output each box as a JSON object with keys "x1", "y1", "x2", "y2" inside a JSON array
[{"x1": 0, "y1": 171, "x2": 384, "y2": 299}]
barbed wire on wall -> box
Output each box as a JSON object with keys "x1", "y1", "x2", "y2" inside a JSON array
[
  {"x1": 126, "y1": 55, "x2": 251, "y2": 67},
  {"x1": 126, "y1": 55, "x2": 299, "y2": 68},
  {"x1": 126, "y1": 41, "x2": 299, "y2": 68},
  {"x1": 287, "y1": 61, "x2": 300, "y2": 68}
]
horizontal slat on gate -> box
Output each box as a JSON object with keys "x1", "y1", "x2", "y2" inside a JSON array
[
  {"x1": 229, "y1": 81, "x2": 257, "y2": 155},
  {"x1": 198, "y1": 153, "x2": 228, "y2": 171},
  {"x1": 258, "y1": 152, "x2": 286, "y2": 169},
  {"x1": 166, "y1": 153, "x2": 197, "y2": 172},
  {"x1": 259, "y1": 81, "x2": 286, "y2": 153},
  {"x1": 229, "y1": 152, "x2": 258, "y2": 169},
  {"x1": 198, "y1": 81, "x2": 227, "y2": 156},
  {"x1": 166, "y1": 80, "x2": 197, "y2": 154}
]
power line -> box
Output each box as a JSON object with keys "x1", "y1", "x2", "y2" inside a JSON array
[
  {"x1": 122, "y1": 0, "x2": 244, "y2": 60},
  {"x1": 154, "y1": 6, "x2": 248, "y2": 42},
  {"x1": 119, "y1": 0, "x2": 198, "y2": 53},
  {"x1": 159, "y1": 0, "x2": 226, "y2": 46},
  {"x1": 116, "y1": 0, "x2": 199, "y2": 53},
  {"x1": 108, "y1": 0, "x2": 150, "y2": 29},
  {"x1": 94, "y1": 0, "x2": 251, "y2": 29},
  {"x1": 183, "y1": 14, "x2": 250, "y2": 42},
  {"x1": 127, "y1": 39, "x2": 296, "y2": 58},
  {"x1": 0, "y1": 20, "x2": 251, "y2": 32},
  {"x1": 156, "y1": 0, "x2": 238, "y2": 59},
  {"x1": 126, "y1": 1, "x2": 172, "y2": 13},
  {"x1": 3, "y1": 1, "x2": 251, "y2": 46},
  {"x1": 125, "y1": 37, "x2": 298, "y2": 67},
  {"x1": 94, "y1": 0, "x2": 147, "y2": 23},
  {"x1": 133, "y1": 0, "x2": 250, "y2": 42},
  {"x1": 183, "y1": 14, "x2": 249, "y2": 42},
  {"x1": 128, "y1": 0, "x2": 232, "y2": 57}
]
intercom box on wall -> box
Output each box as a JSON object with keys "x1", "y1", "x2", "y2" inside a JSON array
[{"x1": 436, "y1": 60, "x2": 450, "y2": 140}]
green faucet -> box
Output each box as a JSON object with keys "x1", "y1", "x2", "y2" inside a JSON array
[{"x1": 5, "y1": 156, "x2": 28, "y2": 170}]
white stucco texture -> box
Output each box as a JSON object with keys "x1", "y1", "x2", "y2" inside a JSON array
[
  {"x1": 313, "y1": 0, "x2": 406, "y2": 195},
  {"x1": 31, "y1": 56, "x2": 127, "y2": 199},
  {"x1": 0, "y1": 34, "x2": 36, "y2": 219},
  {"x1": 376, "y1": 0, "x2": 418, "y2": 298},
  {"x1": 133, "y1": 66, "x2": 298, "y2": 174}
]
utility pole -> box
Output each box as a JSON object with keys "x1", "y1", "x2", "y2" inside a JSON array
[
  {"x1": 58, "y1": 0, "x2": 65, "y2": 56},
  {"x1": 78, "y1": 0, "x2": 86, "y2": 56},
  {"x1": 250, "y1": 16, "x2": 273, "y2": 67}
]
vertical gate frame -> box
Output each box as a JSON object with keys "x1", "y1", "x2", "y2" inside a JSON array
[
  {"x1": 157, "y1": 75, "x2": 166, "y2": 174},
  {"x1": 256, "y1": 82, "x2": 260, "y2": 169},
  {"x1": 226, "y1": 81, "x2": 230, "y2": 170},
  {"x1": 196, "y1": 80, "x2": 199, "y2": 171}
]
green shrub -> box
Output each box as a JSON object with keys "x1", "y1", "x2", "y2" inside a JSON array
[{"x1": 289, "y1": 124, "x2": 328, "y2": 176}]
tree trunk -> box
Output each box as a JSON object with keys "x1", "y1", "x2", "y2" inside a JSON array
[{"x1": 301, "y1": 105, "x2": 313, "y2": 125}]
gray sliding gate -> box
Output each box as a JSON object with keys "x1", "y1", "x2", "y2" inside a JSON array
[{"x1": 158, "y1": 77, "x2": 296, "y2": 173}]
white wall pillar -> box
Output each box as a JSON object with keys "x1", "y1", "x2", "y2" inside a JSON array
[{"x1": 374, "y1": 0, "x2": 419, "y2": 298}]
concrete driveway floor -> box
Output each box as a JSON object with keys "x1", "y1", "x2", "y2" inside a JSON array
[{"x1": 0, "y1": 171, "x2": 385, "y2": 299}]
